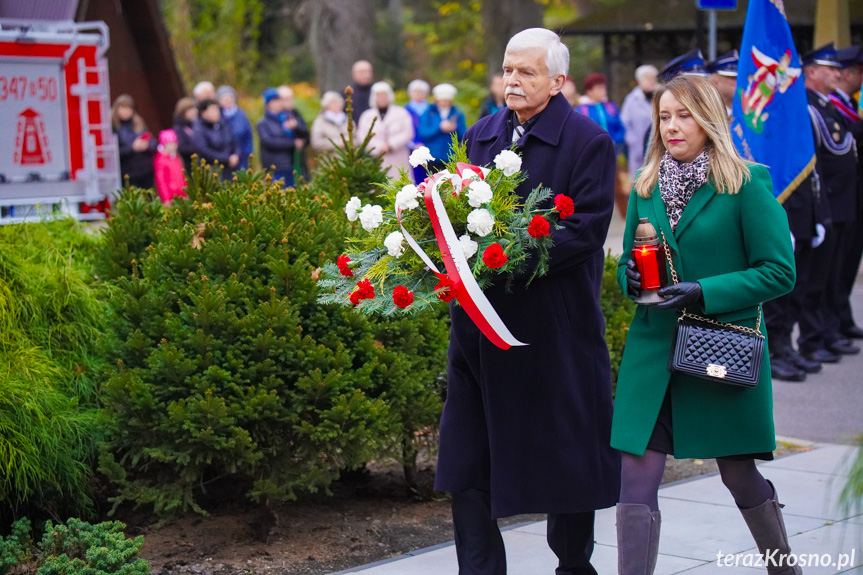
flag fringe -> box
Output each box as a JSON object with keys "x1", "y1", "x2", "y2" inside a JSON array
[{"x1": 776, "y1": 154, "x2": 816, "y2": 205}]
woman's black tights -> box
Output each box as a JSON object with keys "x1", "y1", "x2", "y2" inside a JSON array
[{"x1": 620, "y1": 450, "x2": 774, "y2": 511}]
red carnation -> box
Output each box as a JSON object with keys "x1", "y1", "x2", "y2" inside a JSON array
[
  {"x1": 349, "y1": 290, "x2": 362, "y2": 306},
  {"x1": 357, "y1": 278, "x2": 375, "y2": 299},
  {"x1": 434, "y1": 276, "x2": 457, "y2": 302},
  {"x1": 392, "y1": 285, "x2": 414, "y2": 309},
  {"x1": 554, "y1": 194, "x2": 575, "y2": 219},
  {"x1": 337, "y1": 254, "x2": 354, "y2": 277},
  {"x1": 527, "y1": 215, "x2": 550, "y2": 238},
  {"x1": 482, "y1": 243, "x2": 508, "y2": 269}
]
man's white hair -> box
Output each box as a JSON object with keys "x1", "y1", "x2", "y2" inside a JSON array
[
  {"x1": 320, "y1": 90, "x2": 344, "y2": 109},
  {"x1": 370, "y1": 81, "x2": 395, "y2": 109},
  {"x1": 407, "y1": 79, "x2": 430, "y2": 96},
  {"x1": 635, "y1": 65, "x2": 659, "y2": 82},
  {"x1": 193, "y1": 81, "x2": 215, "y2": 98},
  {"x1": 504, "y1": 28, "x2": 569, "y2": 77}
]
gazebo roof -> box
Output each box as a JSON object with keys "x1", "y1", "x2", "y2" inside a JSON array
[{"x1": 559, "y1": 0, "x2": 862, "y2": 35}]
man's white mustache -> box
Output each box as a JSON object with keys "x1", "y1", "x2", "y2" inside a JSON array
[{"x1": 505, "y1": 87, "x2": 526, "y2": 97}]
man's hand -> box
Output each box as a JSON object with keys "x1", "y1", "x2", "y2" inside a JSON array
[
  {"x1": 625, "y1": 259, "x2": 641, "y2": 297},
  {"x1": 656, "y1": 282, "x2": 702, "y2": 309},
  {"x1": 295, "y1": 140, "x2": 305, "y2": 151},
  {"x1": 228, "y1": 154, "x2": 240, "y2": 168},
  {"x1": 811, "y1": 223, "x2": 826, "y2": 248}
]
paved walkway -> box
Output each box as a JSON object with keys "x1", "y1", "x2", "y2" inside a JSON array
[{"x1": 335, "y1": 443, "x2": 861, "y2": 574}]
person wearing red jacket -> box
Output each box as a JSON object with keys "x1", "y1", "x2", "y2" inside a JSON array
[{"x1": 154, "y1": 129, "x2": 187, "y2": 204}]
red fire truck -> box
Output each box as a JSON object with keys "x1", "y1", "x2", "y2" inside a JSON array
[{"x1": 0, "y1": 20, "x2": 119, "y2": 223}]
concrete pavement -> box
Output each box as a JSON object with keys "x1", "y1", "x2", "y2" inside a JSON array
[{"x1": 334, "y1": 443, "x2": 862, "y2": 574}]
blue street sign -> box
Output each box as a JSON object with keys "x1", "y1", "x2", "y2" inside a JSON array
[{"x1": 697, "y1": 0, "x2": 737, "y2": 9}]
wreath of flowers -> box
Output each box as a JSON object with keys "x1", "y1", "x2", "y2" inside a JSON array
[{"x1": 317, "y1": 143, "x2": 569, "y2": 315}]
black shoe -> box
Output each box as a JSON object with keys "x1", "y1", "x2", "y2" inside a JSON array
[
  {"x1": 804, "y1": 348, "x2": 841, "y2": 363},
  {"x1": 786, "y1": 349, "x2": 822, "y2": 373},
  {"x1": 827, "y1": 340, "x2": 861, "y2": 355},
  {"x1": 841, "y1": 325, "x2": 863, "y2": 339},
  {"x1": 770, "y1": 358, "x2": 806, "y2": 382}
]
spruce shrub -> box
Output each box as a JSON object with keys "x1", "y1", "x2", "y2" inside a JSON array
[
  {"x1": 0, "y1": 220, "x2": 108, "y2": 515},
  {"x1": 99, "y1": 122, "x2": 449, "y2": 516}
]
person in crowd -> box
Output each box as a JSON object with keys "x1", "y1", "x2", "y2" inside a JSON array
[
  {"x1": 798, "y1": 43, "x2": 860, "y2": 363},
  {"x1": 560, "y1": 74, "x2": 579, "y2": 107},
  {"x1": 405, "y1": 79, "x2": 431, "y2": 183},
  {"x1": 479, "y1": 73, "x2": 506, "y2": 118},
  {"x1": 154, "y1": 129, "x2": 187, "y2": 205},
  {"x1": 310, "y1": 91, "x2": 349, "y2": 156},
  {"x1": 436, "y1": 28, "x2": 620, "y2": 574},
  {"x1": 576, "y1": 73, "x2": 626, "y2": 156},
  {"x1": 192, "y1": 81, "x2": 216, "y2": 103},
  {"x1": 355, "y1": 81, "x2": 414, "y2": 179},
  {"x1": 613, "y1": 74, "x2": 798, "y2": 575},
  {"x1": 217, "y1": 85, "x2": 253, "y2": 170},
  {"x1": 830, "y1": 45, "x2": 863, "y2": 342},
  {"x1": 621, "y1": 64, "x2": 658, "y2": 179},
  {"x1": 111, "y1": 94, "x2": 156, "y2": 189},
  {"x1": 258, "y1": 88, "x2": 299, "y2": 187},
  {"x1": 347, "y1": 60, "x2": 374, "y2": 124},
  {"x1": 277, "y1": 85, "x2": 310, "y2": 179},
  {"x1": 172, "y1": 97, "x2": 199, "y2": 174},
  {"x1": 707, "y1": 50, "x2": 739, "y2": 115},
  {"x1": 417, "y1": 83, "x2": 467, "y2": 169},
  {"x1": 192, "y1": 98, "x2": 240, "y2": 181}
]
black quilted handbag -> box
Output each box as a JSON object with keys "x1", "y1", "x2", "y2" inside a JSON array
[{"x1": 662, "y1": 233, "x2": 764, "y2": 388}]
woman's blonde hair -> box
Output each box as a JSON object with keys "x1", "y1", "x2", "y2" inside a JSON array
[{"x1": 633, "y1": 75, "x2": 750, "y2": 198}]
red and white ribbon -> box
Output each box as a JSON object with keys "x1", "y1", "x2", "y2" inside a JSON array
[{"x1": 397, "y1": 167, "x2": 526, "y2": 350}]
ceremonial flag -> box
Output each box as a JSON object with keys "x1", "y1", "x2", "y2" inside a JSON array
[{"x1": 732, "y1": 0, "x2": 815, "y2": 202}]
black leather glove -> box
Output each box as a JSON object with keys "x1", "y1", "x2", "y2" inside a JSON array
[
  {"x1": 657, "y1": 282, "x2": 703, "y2": 309},
  {"x1": 624, "y1": 259, "x2": 641, "y2": 296}
]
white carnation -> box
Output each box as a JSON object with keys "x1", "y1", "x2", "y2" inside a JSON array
[
  {"x1": 345, "y1": 196, "x2": 362, "y2": 221},
  {"x1": 409, "y1": 146, "x2": 435, "y2": 168},
  {"x1": 458, "y1": 234, "x2": 478, "y2": 259},
  {"x1": 395, "y1": 184, "x2": 421, "y2": 211},
  {"x1": 467, "y1": 180, "x2": 493, "y2": 208},
  {"x1": 384, "y1": 231, "x2": 405, "y2": 258},
  {"x1": 466, "y1": 208, "x2": 495, "y2": 237},
  {"x1": 493, "y1": 149, "x2": 522, "y2": 177},
  {"x1": 358, "y1": 204, "x2": 384, "y2": 231}
]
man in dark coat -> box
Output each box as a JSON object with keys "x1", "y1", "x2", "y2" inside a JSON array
[
  {"x1": 257, "y1": 88, "x2": 299, "y2": 188},
  {"x1": 434, "y1": 27, "x2": 620, "y2": 575},
  {"x1": 192, "y1": 99, "x2": 240, "y2": 182},
  {"x1": 346, "y1": 60, "x2": 373, "y2": 125}
]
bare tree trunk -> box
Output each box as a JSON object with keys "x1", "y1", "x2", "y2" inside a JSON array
[
  {"x1": 301, "y1": 0, "x2": 376, "y2": 94},
  {"x1": 481, "y1": 0, "x2": 545, "y2": 78},
  {"x1": 378, "y1": 0, "x2": 405, "y2": 88}
]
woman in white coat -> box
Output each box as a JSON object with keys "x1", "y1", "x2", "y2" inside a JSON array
[{"x1": 355, "y1": 81, "x2": 414, "y2": 179}]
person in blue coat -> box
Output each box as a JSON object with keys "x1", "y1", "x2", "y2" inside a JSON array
[
  {"x1": 417, "y1": 83, "x2": 467, "y2": 169},
  {"x1": 257, "y1": 88, "x2": 297, "y2": 188},
  {"x1": 434, "y1": 28, "x2": 620, "y2": 575},
  {"x1": 191, "y1": 99, "x2": 240, "y2": 181},
  {"x1": 217, "y1": 85, "x2": 253, "y2": 171},
  {"x1": 575, "y1": 73, "x2": 626, "y2": 157}
]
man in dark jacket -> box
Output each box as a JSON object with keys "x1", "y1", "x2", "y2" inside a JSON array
[
  {"x1": 434, "y1": 27, "x2": 620, "y2": 575},
  {"x1": 346, "y1": 60, "x2": 373, "y2": 124},
  {"x1": 257, "y1": 88, "x2": 298, "y2": 188},
  {"x1": 191, "y1": 99, "x2": 240, "y2": 181}
]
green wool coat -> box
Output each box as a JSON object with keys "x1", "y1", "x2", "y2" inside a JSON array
[{"x1": 610, "y1": 164, "x2": 795, "y2": 458}]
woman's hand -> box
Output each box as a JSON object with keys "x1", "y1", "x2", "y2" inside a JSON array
[
  {"x1": 625, "y1": 259, "x2": 641, "y2": 296},
  {"x1": 657, "y1": 282, "x2": 702, "y2": 309}
]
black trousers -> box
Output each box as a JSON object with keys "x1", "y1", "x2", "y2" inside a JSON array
[
  {"x1": 452, "y1": 489, "x2": 597, "y2": 575},
  {"x1": 797, "y1": 227, "x2": 840, "y2": 354},
  {"x1": 838, "y1": 221, "x2": 863, "y2": 331},
  {"x1": 765, "y1": 240, "x2": 814, "y2": 356},
  {"x1": 822, "y1": 223, "x2": 853, "y2": 345}
]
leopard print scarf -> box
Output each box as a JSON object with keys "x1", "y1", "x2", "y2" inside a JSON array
[{"x1": 659, "y1": 150, "x2": 709, "y2": 231}]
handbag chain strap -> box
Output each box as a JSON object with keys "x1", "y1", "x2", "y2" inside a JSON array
[{"x1": 660, "y1": 231, "x2": 763, "y2": 338}]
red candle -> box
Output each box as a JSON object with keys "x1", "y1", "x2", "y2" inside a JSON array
[{"x1": 632, "y1": 243, "x2": 668, "y2": 291}]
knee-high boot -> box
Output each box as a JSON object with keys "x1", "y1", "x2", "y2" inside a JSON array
[
  {"x1": 739, "y1": 482, "x2": 802, "y2": 575},
  {"x1": 616, "y1": 503, "x2": 661, "y2": 575}
]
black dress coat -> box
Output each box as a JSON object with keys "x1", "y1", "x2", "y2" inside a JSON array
[
  {"x1": 808, "y1": 89, "x2": 857, "y2": 224},
  {"x1": 191, "y1": 118, "x2": 240, "y2": 181},
  {"x1": 433, "y1": 93, "x2": 621, "y2": 518}
]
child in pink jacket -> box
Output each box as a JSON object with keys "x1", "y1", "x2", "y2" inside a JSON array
[{"x1": 154, "y1": 129, "x2": 187, "y2": 204}]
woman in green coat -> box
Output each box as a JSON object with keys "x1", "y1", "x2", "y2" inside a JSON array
[{"x1": 611, "y1": 75, "x2": 800, "y2": 575}]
